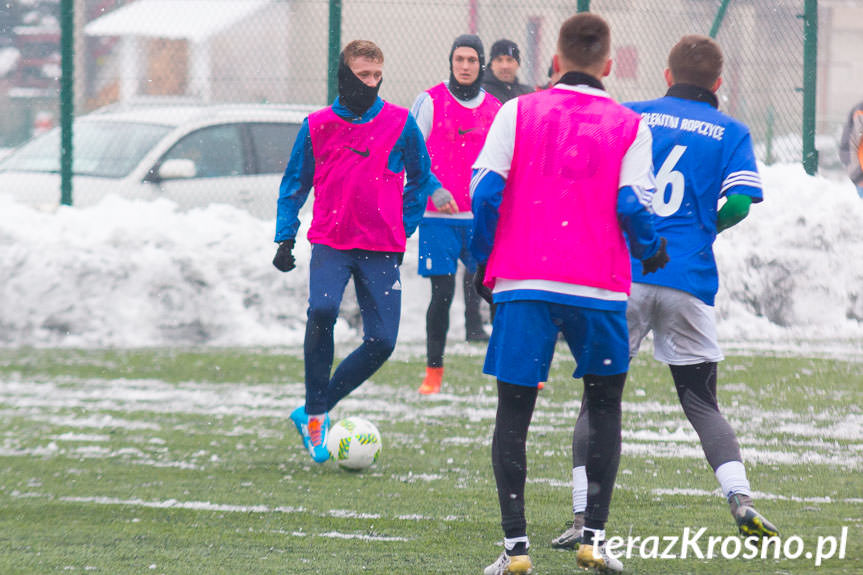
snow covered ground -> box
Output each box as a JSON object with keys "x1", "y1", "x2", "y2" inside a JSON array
[{"x1": 0, "y1": 162, "x2": 861, "y2": 357}]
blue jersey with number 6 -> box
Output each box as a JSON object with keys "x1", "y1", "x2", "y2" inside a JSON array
[{"x1": 625, "y1": 94, "x2": 763, "y2": 305}]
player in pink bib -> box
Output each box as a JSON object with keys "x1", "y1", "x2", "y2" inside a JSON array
[
  {"x1": 471, "y1": 15, "x2": 668, "y2": 575},
  {"x1": 273, "y1": 40, "x2": 443, "y2": 464},
  {"x1": 410, "y1": 34, "x2": 502, "y2": 395}
]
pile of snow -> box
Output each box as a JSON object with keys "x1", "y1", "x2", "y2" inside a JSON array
[
  {"x1": 715, "y1": 163, "x2": 863, "y2": 347},
  {"x1": 0, "y1": 162, "x2": 861, "y2": 352}
]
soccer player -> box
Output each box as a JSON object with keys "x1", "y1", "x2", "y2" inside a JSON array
[
  {"x1": 411, "y1": 34, "x2": 502, "y2": 395},
  {"x1": 273, "y1": 40, "x2": 443, "y2": 463},
  {"x1": 471, "y1": 13, "x2": 668, "y2": 575},
  {"x1": 839, "y1": 99, "x2": 863, "y2": 198},
  {"x1": 552, "y1": 34, "x2": 779, "y2": 551}
]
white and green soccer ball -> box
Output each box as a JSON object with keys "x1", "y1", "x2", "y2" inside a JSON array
[{"x1": 326, "y1": 417, "x2": 382, "y2": 470}]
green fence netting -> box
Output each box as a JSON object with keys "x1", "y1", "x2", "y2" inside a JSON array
[{"x1": 0, "y1": 0, "x2": 816, "y2": 206}]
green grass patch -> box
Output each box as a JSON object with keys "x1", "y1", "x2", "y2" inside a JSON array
[{"x1": 0, "y1": 348, "x2": 861, "y2": 574}]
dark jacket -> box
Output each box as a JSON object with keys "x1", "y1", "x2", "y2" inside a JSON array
[
  {"x1": 839, "y1": 100, "x2": 863, "y2": 186},
  {"x1": 481, "y1": 74, "x2": 534, "y2": 104}
]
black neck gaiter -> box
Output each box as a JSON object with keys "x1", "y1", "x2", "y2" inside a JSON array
[
  {"x1": 556, "y1": 71, "x2": 605, "y2": 91},
  {"x1": 338, "y1": 58, "x2": 382, "y2": 117},
  {"x1": 666, "y1": 83, "x2": 719, "y2": 109},
  {"x1": 449, "y1": 70, "x2": 483, "y2": 101}
]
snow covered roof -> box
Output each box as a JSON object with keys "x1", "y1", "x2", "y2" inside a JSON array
[
  {"x1": 84, "y1": 0, "x2": 270, "y2": 42},
  {"x1": 0, "y1": 47, "x2": 21, "y2": 78}
]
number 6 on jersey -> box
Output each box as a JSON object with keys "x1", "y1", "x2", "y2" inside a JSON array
[{"x1": 653, "y1": 144, "x2": 687, "y2": 217}]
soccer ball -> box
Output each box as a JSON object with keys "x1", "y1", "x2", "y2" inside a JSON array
[{"x1": 326, "y1": 417, "x2": 382, "y2": 470}]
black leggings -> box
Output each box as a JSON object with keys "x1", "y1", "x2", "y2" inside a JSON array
[
  {"x1": 492, "y1": 380, "x2": 538, "y2": 538},
  {"x1": 495, "y1": 374, "x2": 625, "y2": 535},
  {"x1": 579, "y1": 373, "x2": 626, "y2": 529},
  {"x1": 670, "y1": 362, "x2": 742, "y2": 470},
  {"x1": 463, "y1": 269, "x2": 484, "y2": 332},
  {"x1": 426, "y1": 275, "x2": 455, "y2": 367}
]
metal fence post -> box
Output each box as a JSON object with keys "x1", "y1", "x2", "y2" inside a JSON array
[
  {"x1": 765, "y1": 106, "x2": 775, "y2": 165},
  {"x1": 801, "y1": 0, "x2": 818, "y2": 175},
  {"x1": 327, "y1": 0, "x2": 342, "y2": 105},
  {"x1": 709, "y1": 0, "x2": 731, "y2": 38},
  {"x1": 60, "y1": 0, "x2": 74, "y2": 206}
]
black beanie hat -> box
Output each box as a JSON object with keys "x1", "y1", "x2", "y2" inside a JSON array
[
  {"x1": 448, "y1": 34, "x2": 485, "y2": 101},
  {"x1": 490, "y1": 38, "x2": 520, "y2": 64}
]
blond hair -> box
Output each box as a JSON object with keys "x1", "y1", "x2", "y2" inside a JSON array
[{"x1": 341, "y1": 40, "x2": 384, "y2": 65}]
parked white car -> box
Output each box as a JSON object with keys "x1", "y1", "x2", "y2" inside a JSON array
[{"x1": 0, "y1": 103, "x2": 315, "y2": 219}]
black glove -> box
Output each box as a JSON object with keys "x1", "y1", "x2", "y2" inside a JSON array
[
  {"x1": 473, "y1": 263, "x2": 493, "y2": 304},
  {"x1": 641, "y1": 237, "x2": 669, "y2": 275},
  {"x1": 396, "y1": 252, "x2": 404, "y2": 266},
  {"x1": 273, "y1": 239, "x2": 296, "y2": 272}
]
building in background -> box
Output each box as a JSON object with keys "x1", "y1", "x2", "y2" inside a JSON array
[
  {"x1": 83, "y1": 0, "x2": 295, "y2": 106},
  {"x1": 0, "y1": 0, "x2": 59, "y2": 146},
  {"x1": 819, "y1": 1, "x2": 863, "y2": 131}
]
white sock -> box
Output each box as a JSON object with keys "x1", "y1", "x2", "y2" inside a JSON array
[
  {"x1": 715, "y1": 460, "x2": 751, "y2": 499},
  {"x1": 572, "y1": 466, "x2": 588, "y2": 515},
  {"x1": 504, "y1": 536, "x2": 529, "y2": 552}
]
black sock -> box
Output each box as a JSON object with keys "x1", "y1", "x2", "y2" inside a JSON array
[
  {"x1": 582, "y1": 526, "x2": 603, "y2": 546},
  {"x1": 507, "y1": 542, "x2": 528, "y2": 556}
]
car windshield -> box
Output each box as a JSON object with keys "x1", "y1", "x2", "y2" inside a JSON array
[{"x1": 0, "y1": 121, "x2": 172, "y2": 178}]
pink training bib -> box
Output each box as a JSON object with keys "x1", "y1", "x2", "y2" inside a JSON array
[
  {"x1": 425, "y1": 83, "x2": 501, "y2": 212},
  {"x1": 307, "y1": 102, "x2": 409, "y2": 251},
  {"x1": 486, "y1": 88, "x2": 641, "y2": 294}
]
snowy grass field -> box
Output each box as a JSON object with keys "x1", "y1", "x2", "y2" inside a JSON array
[{"x1": 0, "y1": 347, "x2": 861, "y2": 574}]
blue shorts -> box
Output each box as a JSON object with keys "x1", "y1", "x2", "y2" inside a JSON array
[
  {"x1": 417, "y1": 218, "x2": 477, "y2": 277},
  {"x1": 484, "y1": 300, "x2": 630, "y2": 387}
]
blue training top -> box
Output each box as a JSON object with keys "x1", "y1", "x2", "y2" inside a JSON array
[{"x1": 625, "y1": 85, "x2": 763, "y2": 306}]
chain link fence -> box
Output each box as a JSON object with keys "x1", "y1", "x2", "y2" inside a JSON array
[{"x1": 1, "y1": 0, "x2": 817, "y2": 203}]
